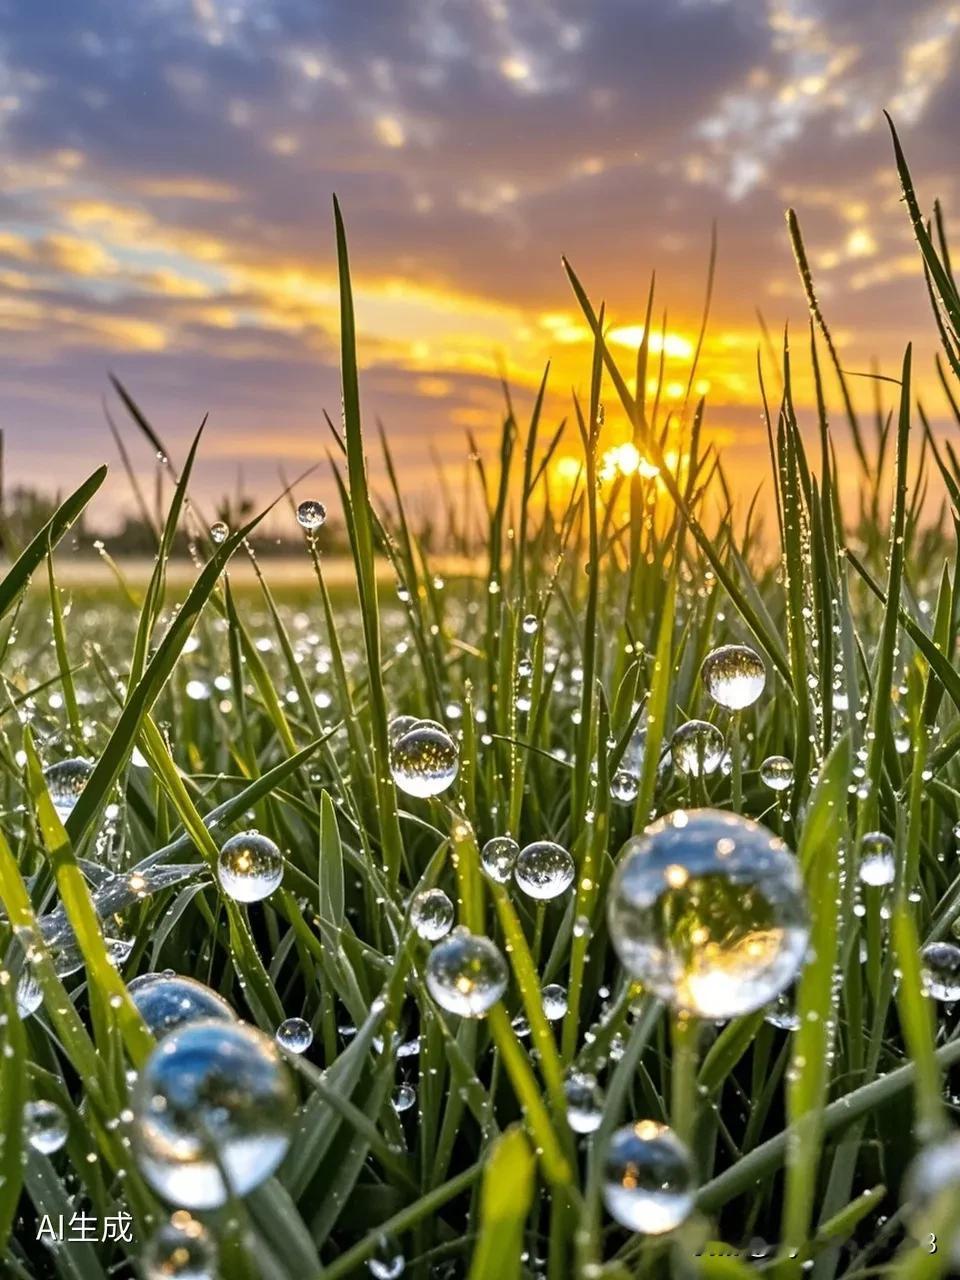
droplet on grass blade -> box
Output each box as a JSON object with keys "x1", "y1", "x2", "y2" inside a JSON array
[
  {"x1": 671, "y1": 721, "x2": 724, "y2": 778},
  {"x1": 608, "y1": 809, "x2": 809, "y2": 1020},
  {"x1": 128, "y1": 972, "x2": 236, "y2": 1039},
  {"x1": 564, "y1": 1072, "x2": 604, "y2": 1134},
  {"x1": 368, "y1": 1234, "x2": 406, "y2": 1278},
  {"x1": 858, "y1": 832, "x2": 895, "y2": 888},
  {"x1": 700, "y1": 644, "x2": 766, "y2": 711},
  {"x1": 514, "y1": 841, "x2": 574, "y2": 900},
  {"x1": 296, "y1": 499, "x2": 326, "y2": 530},
  {"x1": 210, "y1": 521, "x2": 229, "y2": 544},
  {"x1": 218, "y1": 831, "x2": 284, "y2": 903},
  {"x1": 276, "y1": 1016, "x2": 313, "y2": 1054},
  {"x1": 24, "y1": 1099, "x2": 68, "y2": 1154},
  {"x1": 425, "y1": 927, "x2": 507, "y2": 1018},
  {"x1": 133, "y1": 1020, "x2": 295, "y2": 1209},
  {"x1": 481, "y1": 835, "x2": 519, "y2": 883},
  {"x1": 541, "y1": 983, "x2": 568, "y2": 1020},
  {"x1": 390, "y1": 723, "x2": 459, "y2": 798},
  {"x1": 920, "y1": 942, "x2": 960, "y2": 1001},
  {"x1": 42, "y1": 757, "x2": 94, "y2": 821},
  {"x1": 760, "y1": 755, "x2": 794, "y2": 792},
  {"x1": 410, "y1": 888, "x2": 454, "y2": 940},
  {"x1": 602, "y1": 1121, "x2": 696, "y2": 1234}
]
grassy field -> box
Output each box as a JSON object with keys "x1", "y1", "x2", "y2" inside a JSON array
[{"x1": 3, "y1": 119, "x2": 960, "y2": 1279}]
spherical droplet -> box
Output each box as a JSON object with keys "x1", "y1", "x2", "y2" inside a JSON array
[
  {"x1": 410, "y1": 888, "x2": 455, "y2": 941},
  {"x1": 514, "y1": 841, "x2": 575, "y2": 901},
  {"x1": 210, "y1": 521, "x2": 229, "y2": 544},
  {"x1": 858, "y1": 832, "x2": 895, "y2": 888},
  {"x1": 541, "y1": 983, "x2": 568, "y2": 1021},
  {"x1": 392, "y1": 1083, "x2": 417, "y2": 1113},
  {"x1": 218, "y1": 831, "x2": 284, "y2": 903},
  {"x1": 128, "y1": 972, "x2": 237, "y2": 1039},
  {"x1": 671, "y1": 721, "x2": 724, "y2": 777},
  {"x1": 564, "y1": 1072, "x2": 604, "y2": 1134},
  {"x1": 296, "y1": 499, "x2": 327, "y2": 530},
  {"x1": 24, "y1": 1099, "x2": 68, "y2": 1154},
  {"x1": 390, "y1": 724, "x2": 459, "y2": 798},
  {"x1": 921, "y1": 942, "x2": 960, "y2": 1001},
  {"x1": 43, "y1": 757, "x2": 94, "y2": 821},
  {"x1": 602, "y1": 1121, "x2": 696, "y2": 1234},
  {"x1": 701, "y1": 644, "x2": 766, "y2": 711},
  {"x1": 425, "y1": 928, "x2": 508, "y2": 1018},
  {"x1": 133, "y1": 1020, "x2": 295, "y2": 1208},
  {"x1": 276, "y1": 1016, "x2": 313, "y2": 1054},
  {"x1": 760, "y1": 755, "x2": 794, "y2": 792},
  {"x1": 763, "y1": 989, "x2": 800, "y2": 1031},
  {"x1": 368, "y1": 1234, "x2": 406, "y2": 1279},
  {"x1": 143, "y1": 1211, "x2": 217, "y2": 1280},
  {"x1": 610, "y1": 769, "x2": 640, "y2": 805},
  {"x1": 522, "y1": 614, "x2": 539, "y2": 635},
  {"x1": 388, "y1": 715, "x2": 420, "y2": 745},
  {"x1": 481, "y1": 836, "x2": 519, "y2": 883},
  {"x1": 608, "y1": 809, "x2": 809, "y2": 1019}
]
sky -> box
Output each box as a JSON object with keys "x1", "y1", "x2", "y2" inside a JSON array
[{"x1": 0, "y1": 0, "x2": 958, "y2": 529}]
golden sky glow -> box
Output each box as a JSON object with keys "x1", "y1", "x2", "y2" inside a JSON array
[{"x1": 0, "y1": 0, "x2": 958, "y2": 526}]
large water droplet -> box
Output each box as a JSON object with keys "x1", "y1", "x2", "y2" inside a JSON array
[
  {"x1": 128, "y1": 972, "x2": 236, "y2": 1039},
  {"x1": 210, "y1": 521, "x2": 229, "y2": 545},
  {"x1": 541, "y1": 983, "x2": 568, "y2": 1021},
  {"x1": 425, "y1": 928, "x2": 508, "y2": 1018},
  {"x1": 671, "y1": 721, "x2": 724, "y2": 777},
  {"x1": 480, "y1": 836, "x2": 519, "y2": 883},
  {"x1": 144, "y1": 1211, "x2": 217, "y2": 1280},
  {"x1": 602, "y1": 1121, "x2": 696, "y2": 1233},
  {"x1": 218, "y1": 831, "x2": 284, "y2": 902},
  {"x1": 43, "y1": 757, "x2": 94, "y2": 821},
  {"x1": 701, "y1": 644, "x2": 766, "y2": 710},
  {"x1": 410, "y1": 888, "x2": 455, "y2": 940},
  {"x1": 276, "y1": 1016, "x2": 314, "y2": 1054},
  {"x1": 296, "y1": 499, "x2": 327, "y2": 530},
  {"x1": 522, "y1": 614, "x2": 539, "y2": 635},
  {"x1": 24, "y1": 1099, "x2": 68, "y2": 1154},
  {"x1": 393, "y1": 1083, "x2": 417, "y2": 1113},
  {"x1": 564, "y1": 1071, "x2": 604, "y2": 1133},
  {"x1": 368, "y1": 1233, "x2": 406, "y2": 1278},
  {"x1": 858, "y1": 832, "x2": 895, "y2": 887},
  {"x1": 133, "y1": 1020, "x2": 295, "y2": 1208},
  {"x1": 760, "y1": 755, "x2": 794, "y2": 792},
  {"x1": 921, "y1": 942, "x2": 960, "y2": 1001},
  {"x1": 608, "y1": 809, "x2": 809, "y2": 1019},
  {"x1": 610, "y1": 769, "x2": 640, "y2": 805},
  {"x1": 514, "y1": 841, "x2": 575, "y2": 900},
  {"x1": 390, "y1": 723, "x2": 459, "y2": 798}
]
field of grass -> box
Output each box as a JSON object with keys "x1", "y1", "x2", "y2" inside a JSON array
[{"x1": 3, "y1": 120, "x2": 960, "y2": 1280}]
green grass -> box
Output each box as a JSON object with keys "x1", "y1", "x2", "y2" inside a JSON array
[{"x1": 2, "y1": 122, "x2": 960, "y2": 1279}]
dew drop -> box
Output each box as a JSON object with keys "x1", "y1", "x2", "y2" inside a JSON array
[
  {"x1": 276, "y1": 1017, "x2": 313, "y2": 1054},
  {"x1": 210, "y1": 522, "x2": 229, "y2": 544},
  {"x1": 564, "y1": 1071, "x2": 604, "y2": 1133},
  {"x1": 602, "y1": 1121, "x2": 696, "y2": 1233},
  {"x1": 858, "y1": 832, "x2": 895, "y2": 888},
  {"x1": 128, "y1": 972, "x2": 237, "y2": 1039},
  {"x1": 296, "y1": 499, "x2": 327, "y2": 530},
  {"x1": 143, "y1": 1211, "x2": 216, "y2": 1280},
  {"x1": 760, "y1": 755, "x2": 794, "y2": 793},
  {"x1": 481, "y1": 836, "x2": 520, "y2": 883},
  {"x1": 410, "y1": 888, "x2": 455, "y2": 941},
  {"x1": 670, "y1": 721, "x2": 724, "y2": 777},
  {"x1": 24, "y1": 1099, "x2": 68, "y2": 1154},
  {"x1": 43, "y1": 757, "x2": 94, "y2": 822},
  {"x1": 425, "y1": 928, "x2": 508, "y2": 1018},
  {"x1": 514, "y1": 841, "x2": 575, "y2": 900},
  {"x1": 390, "y1": 723, "x2": 459, "y2": 798},
  {"x1": 218, "y1": 831, "x2": 284, "y2": 903},
  {"x1": 921, "y1": 942, "x2": 960, "y2": 1002},
  {"x1": 701, "y1": 644, "x2": 766, "y2": 710}
]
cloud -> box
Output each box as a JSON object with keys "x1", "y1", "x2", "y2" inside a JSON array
[{"x1": 0, "y1": 0, "x2": 955, "y2": 519}]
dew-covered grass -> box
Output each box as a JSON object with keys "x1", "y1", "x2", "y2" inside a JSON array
[{"x1": 3, "y1": 122, "x2": 960, "y2": 1279}]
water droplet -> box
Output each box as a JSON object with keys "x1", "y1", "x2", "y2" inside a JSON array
[
  {"x1": 671, "y1": 721, "x2": 724, "y2": 777},
  {"x1": 541, "y1": 983, "x2": 568, "y2": 1021},
  {"x1": 276, "y1": 1017, "x2": 314, "y2": 1054},
  {"x1": 921, "y1": 942, "x2": 960, "y2": 1001},
  {"x1": 43, "y1": 757, "x2": 94, "y2": 821},
  {"x1": 522, "y1": 614, "x2": 539, "y2": 635},
  {"x1": 763, "y1": 989, "x2": 800, "y2": 1031},
  {"x1": 144, "y1": 1211, "x2": 216, "y2": 1280},
  {"x1": 514, "y1": 841, "x2": 575, "y2": 900},
  {"x1": 602, "y1": 1121, "x2": 696, "y2": 1233},
  {"x1": 128, "y1": 972, "x2": 237, "y2": 1039},
  {"x1": 425, "y1": 928, "x2": 508, "y2": 1018},
  {"x1": 608, "y1": 809, "x2": 809, "y2": 1019},
  {"x1": 610, "y1": 769, "x2": 639, "y2": 804},
  {"x1": 565, "y1": 1072, "x2": 604, "y2": 1133},
  {"x1": 24, "y1": 1099, "x2": 68, "y2": 1154},
  {"x1": 392, "y1": 1083, "x2": 417, "y2": 1113},
  {"x1": 210, "y1": 521, "x2": 229, "y2": 544},
  {"x1": 388, "y1": 715, "x2": 420, "y2": 744},
  {"x1": 296, "y1": 499, "x2": 327, "y2": 530},
  {"x1": 858, "y1": 832, "x2": 895, "y2": 888},
  {"x1": 218, "y1": 831, "x2": 284, "y2": 902},
  {"x1": 390, "y1": 723, "x2": 459, "y2": 798},
  {"x1": 701, "y1": 644, "x2": 766, "y2": 710},
  {"x1": 760, "y1": 755, "x2": 794, "y2": 792},
  {"x1": 410, "y1": 888, "x2": 455, "y2": 941},
  {"x1": 368, "y1": 1233, "x2": 406, "y2": 1278},
  {"x1": 481, "y1": 836, "x2": 519, "y2": 883},
  {"x1": 133, "y1": 1020, "x2": 295, "y2": 1208}
]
